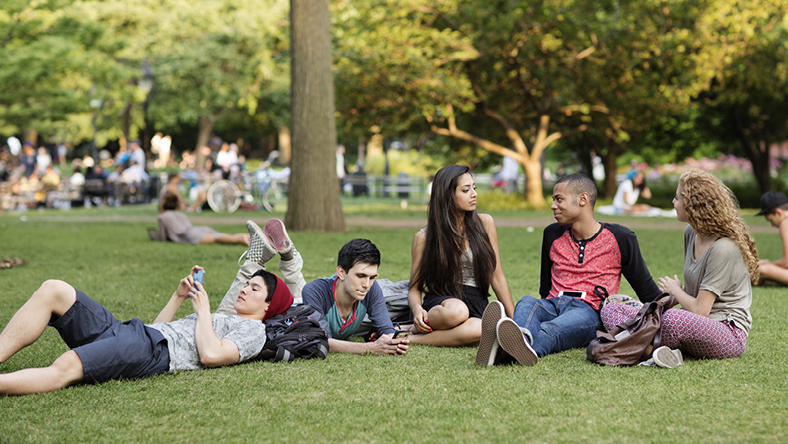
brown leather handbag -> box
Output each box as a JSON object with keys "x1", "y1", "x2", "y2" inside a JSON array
[{"x1": 587, "y1": 294, "x2": 676, "y2": 366}]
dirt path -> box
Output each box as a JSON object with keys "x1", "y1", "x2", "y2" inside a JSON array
[{"x1": 25, "y1": 213, "x2": 775, "y2": 233}]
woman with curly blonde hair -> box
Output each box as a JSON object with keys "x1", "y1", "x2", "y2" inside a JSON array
[{"x1": 600, "y1": 168, "x2": 757, "y2": 365}]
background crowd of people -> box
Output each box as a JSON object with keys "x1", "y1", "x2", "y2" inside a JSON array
[{"x1": 0, "y1": 133, "x2": 262, "y2": 212}]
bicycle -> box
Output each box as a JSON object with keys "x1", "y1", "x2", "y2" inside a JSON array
[
  {"x1": 256, "y1": 168, "x2": 289, "y2": 212},
  {"x1": 206, "y1": 179, "x2": 245, "y2": 212},
  {"x1": 206, "y1": 169, "x2": 289, "y2": 213}
]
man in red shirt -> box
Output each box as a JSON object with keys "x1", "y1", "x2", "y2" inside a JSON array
[{"x1": 479, "y1": 174, "x2": 661, "y2": 366}]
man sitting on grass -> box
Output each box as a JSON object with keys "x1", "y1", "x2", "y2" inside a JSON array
[
  {"x1": 216, "y1": 219, "x2": 408, "y2": 356},
  {"x1": 0, "y1": 266, "x2": 293, "y2": 396},
  {"x1": 756, "y1": 191, "x2": 788, "y2": 286},
  {"x1": 476, "y1": 174, "x2": 662, "y2": 367}
]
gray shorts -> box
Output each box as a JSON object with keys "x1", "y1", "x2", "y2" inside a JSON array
[{"x1": 49, "y1": 290, "x2": 170, "y2": 384}]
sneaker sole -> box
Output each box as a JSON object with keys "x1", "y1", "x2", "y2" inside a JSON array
[
  {"x1": 497, "y1": 318, "x2": 538, "y2": 367},
  {"x1": 263, "y1": 218, "x2": 291, "y2": 252},
  {"x1": 244, "y1": 220, "x2": 274, "y2": 264},
  {"x1": 475, "y1": 301, "x2": 505, "y2": 366},
  {"x1": 653, "y1": 346, "x2": 682, "y2": 368}
]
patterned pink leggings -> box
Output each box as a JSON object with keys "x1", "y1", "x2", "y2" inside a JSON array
[{"x1": 600, "y1": 303, "x2": 748, "y2": 359}]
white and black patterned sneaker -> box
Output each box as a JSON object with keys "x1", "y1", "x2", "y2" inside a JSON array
[
  {"x1": 263, "y1": 218, "x2": 293, "y2": 258},
  {"x1": 238, "y1": 220, "x2": 276, "y2": 266},
  {"x1": 653, "y1": 346, "x2": 683, "y2": 369},
  {"x1": 496, "y1": 318, "x2": 538, "y2": 367},
  {"x1": 476, "y1": 301, "x2": 506, "y2": 366}
]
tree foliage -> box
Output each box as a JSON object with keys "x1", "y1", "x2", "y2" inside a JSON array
[
  {"x1": 1, "y1": 0, "x2": 291, "y2": 154},
  {"x1": 333, "y1": 0, "x2": 788, "y2": 201},
  {"x1": 690, "y1": 0, "x2": 788, "y2": 193}
]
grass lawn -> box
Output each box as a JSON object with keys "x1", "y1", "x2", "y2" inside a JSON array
[{"x1": 0, "y1": 204, "x2": 786, "y2": 443}]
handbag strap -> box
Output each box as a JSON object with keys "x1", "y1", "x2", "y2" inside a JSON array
[
  {"x1": 594, "y1": 286, "x2": 609, "y2": 302},
  {"x1": 651, "y1": 293, "x2": 676, "y2": 352}
]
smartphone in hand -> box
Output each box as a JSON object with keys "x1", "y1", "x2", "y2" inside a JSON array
[
  {"x1": 393, "y1": 329, "x2": 410, "y2": 339},
  {"x1": 193, "y1": 269, "x2": 205, "y2": 289}
]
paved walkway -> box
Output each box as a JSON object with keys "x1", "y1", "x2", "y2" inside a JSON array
[{"x1": 26, "y1": 212, "x2": 774, "y2": 233}]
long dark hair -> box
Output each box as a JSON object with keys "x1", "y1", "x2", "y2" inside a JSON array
[{"x1": 411, "y1": 165, "x2": 496, "y2": 297}]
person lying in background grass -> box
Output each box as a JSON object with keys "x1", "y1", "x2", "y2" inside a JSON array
[
  {"x1": 0, "y1": 266, "x2": 293, "y2": 396},
  {"x1": 157, "y1": 192, "x2": 249, "y2": 245},
  {"x1": 755, "y1": 190, "x2": 788, "y2": 286}
]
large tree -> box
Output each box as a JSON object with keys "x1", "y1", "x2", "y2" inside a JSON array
[
  {"x1": 107, "y1": 0, "x2": 290, "y2": 162},
  {"x1": 285, "y1": 0, "x2": 345, "y2": 231},
  {"x1": 560, "y1": 0, "x2": 706, "y2": 196},
  {"x1": 1, "y1": 0, "x2": 292, "y2": 157},
  {"x1": 334, "y1": 0, "x2": 612, "y2": 205},
  {"x1": 689, "y1": 0, "x2": 788, "y2": 193}
]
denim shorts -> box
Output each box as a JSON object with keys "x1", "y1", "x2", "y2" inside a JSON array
[{"x1": 49, "y1": 290, "x2": 170, "y2": 384}]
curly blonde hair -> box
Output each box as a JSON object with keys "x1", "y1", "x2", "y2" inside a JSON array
[{"x1": 679, "y1": 169, "x2": 759, "y2": 283}]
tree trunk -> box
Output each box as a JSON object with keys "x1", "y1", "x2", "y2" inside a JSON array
[
  {"x1": 733, "y1": 108, "x2": 771, "y2": 193},
  {"x1": 747, "y1": 139, "x2": 771, "y2": 194},
  {"x1": 286, "y1": 0, "x2": 345, "y2": 232},
  {"x1": 122, "y1": 101, "x2": 132, "y2": 144},
  {"x1": 22, "y1": 128, "x2": 37, "y2": 146},
  {"x1": 523, "y1": 160, "x2": 543, "y2": 204},
  {"x1": 430, "y1": 106, "x2": 585, "y2": 207},
  {"x1": 601, "y1": 153, "x2": 617, "y2": 198},
  {"x1": 195, "y1": 116, "x2": 215, "y2": 171}
]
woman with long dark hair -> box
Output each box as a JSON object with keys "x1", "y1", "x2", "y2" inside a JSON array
[{"x1": 407, "y1": 165, "x2": 515, "y2": 346}]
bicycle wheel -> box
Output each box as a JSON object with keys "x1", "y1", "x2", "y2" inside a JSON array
[
  {"x1": 261, "y1": 181, "x2": 288, "y2": 212},
  {"x1": 207, "y1": 180, "x2": 242, "y2": 212}
]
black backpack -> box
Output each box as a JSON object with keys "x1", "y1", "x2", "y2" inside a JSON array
[{"x1": 258, "y1": 304, "x2": 329, "y2": 363}]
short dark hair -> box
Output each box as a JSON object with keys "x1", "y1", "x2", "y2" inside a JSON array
[
  {"x1": 768, "y1": 203, "x2": 788, "y2": 215},
  {"x1": 161, "y1": 192, "x2": 180, "y2": 211},
  {"x1": 337, "y1": 238, "x2": 381, "y2": 272},
  {"x1": 556, "y1": 173, "x2": 597, "y2": 207},
  {"x1": 252, "y1": 269, "x2": 277, "y2": 303}
]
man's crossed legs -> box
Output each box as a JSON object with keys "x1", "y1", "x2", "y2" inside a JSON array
[{"x1": 216, "y1": 219, "x2": 306, "y2": 315}]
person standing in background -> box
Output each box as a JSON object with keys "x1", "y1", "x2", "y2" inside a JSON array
[
  {"x1": 159, "y1": 135, "x2": 172, "y2": 169},
  {"x1": 336, "y1": 145, "x2": 346, "y2": 192}
]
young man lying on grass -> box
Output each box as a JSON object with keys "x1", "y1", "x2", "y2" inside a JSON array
[{"x1": 0, "y1": 266, "x2": 293, "y2": 396}]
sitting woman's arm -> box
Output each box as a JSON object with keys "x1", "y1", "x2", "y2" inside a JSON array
[
  {"x1": 657, "y1": 274, "x2": 716, "y2": 316},
  {"x1": 480, "y1": 214, "x2": 515, "y2": 317},
  {"x1": 408, "y1": 230, "x2": 432, "y2": 334}
]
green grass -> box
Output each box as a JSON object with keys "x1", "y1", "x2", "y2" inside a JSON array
[{"x1": 1, "y1": 207, "x2": 787, "y2": 443}]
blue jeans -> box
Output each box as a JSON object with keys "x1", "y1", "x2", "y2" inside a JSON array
[{"x1": 512, "y1": 295, "x2": 601, "y2": 357}]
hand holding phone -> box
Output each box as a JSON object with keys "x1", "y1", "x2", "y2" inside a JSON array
[
  {"x1": 392, "y1": 329, "x2": 410, "y2": 339},
  {"x1": 193, "y1": 269, "x2": 205, "y2": 289}
]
